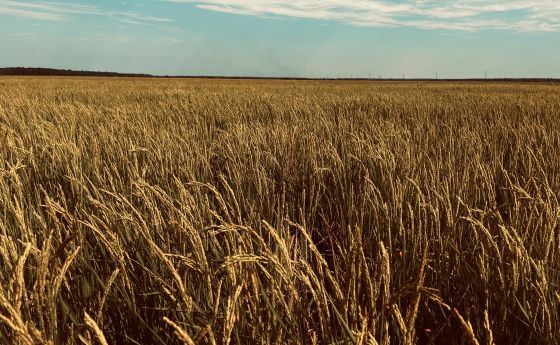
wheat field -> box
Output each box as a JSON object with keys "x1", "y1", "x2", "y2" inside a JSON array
[{"x1": 0, "y1": 77, "x2": 559, "y2": 344}]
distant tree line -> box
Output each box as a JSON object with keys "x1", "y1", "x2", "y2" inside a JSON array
[
  {"x1": 0, "y1": 67, "x2": 558, "y2": 82},
  {"x1": 0, "y1": 67, "x2": 152, "y2": 77}
]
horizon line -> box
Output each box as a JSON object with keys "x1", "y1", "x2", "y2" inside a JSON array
[{"x1": 1, "y1": 67, "x2": 559, "y2": 82}]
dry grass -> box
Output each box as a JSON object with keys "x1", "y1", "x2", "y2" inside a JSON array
[{"x1": 0, "y1": 77, "x2": 559, "y2": 344}]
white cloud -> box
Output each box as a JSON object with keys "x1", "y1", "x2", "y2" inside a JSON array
[
  {"x1": 0, "y1": 1, "x2": 64, "y2": 20},
  {"x1": 0, "y1": 1, "x2": 172, "y2": 24},
  {"x1": 165, "y1": 0, "x2": 560, "y2": 31}
]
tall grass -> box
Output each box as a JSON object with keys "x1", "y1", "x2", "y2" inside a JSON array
[{"x1": 0, "y1": 77, "x2": 559, "y2": 344}]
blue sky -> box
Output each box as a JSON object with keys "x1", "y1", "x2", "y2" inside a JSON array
[{"x1": 1, "y1": 0, "x2": 559, "y2": 78}]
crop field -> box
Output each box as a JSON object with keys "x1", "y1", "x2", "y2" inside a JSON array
[{"x1": 0, "y1": 77, "x2": 559, "y2": 344}]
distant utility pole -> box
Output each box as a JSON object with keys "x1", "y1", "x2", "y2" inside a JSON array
[
  {"x1": 403, "y1": 73, "x2": 405, "y2": 80},
  {"x1": 485, "y1": 71, "x2": 488, "y2": 80},
  {"x1": 436, "y1": 73, "x2": 438, "y2": 80}
]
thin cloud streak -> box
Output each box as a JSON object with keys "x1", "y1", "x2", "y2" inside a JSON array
[
  {"x1": 0, "y1": 1, "x2": 172, "y2": 23},
  {"x1": 165, "y1": 0, "x2": 560, "y2": 31}
]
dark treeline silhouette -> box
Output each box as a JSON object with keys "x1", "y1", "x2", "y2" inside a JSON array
[
  {"x1": 0, "y1": 67, "x2": 152, "y2": 78},
  {"x1": 1, "y1": 67, "x2": 559, "y2": 83}
]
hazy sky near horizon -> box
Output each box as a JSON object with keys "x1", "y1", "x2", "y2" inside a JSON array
[{"x1": 1, "y1": 0, "x2": 559, "y2": 78}]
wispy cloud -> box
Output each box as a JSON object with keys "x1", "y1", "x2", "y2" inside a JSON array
[
  {"x1": 0, "y1": 0, "x2": 172, "y2": 24},
  {"x1": 165, "y1": 0, "x2": 560, "y2": 31}
]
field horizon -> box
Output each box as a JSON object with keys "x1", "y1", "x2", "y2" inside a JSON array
[{"x1": 2, "y1": 67, "x2": 560, "y2": 83}]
